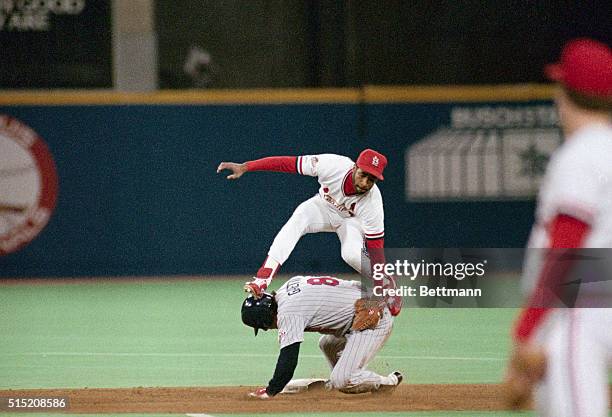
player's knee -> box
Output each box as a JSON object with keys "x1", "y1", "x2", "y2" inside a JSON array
[
  {"x1": 341, "y1": 249, "x2": 361, "y2": 272},
  {"x1": 285, "y1": 212, "x2": 311, "y2": 235},
  {"x1": 319, "y1": 335, "x2": 343, "y2": 355}
]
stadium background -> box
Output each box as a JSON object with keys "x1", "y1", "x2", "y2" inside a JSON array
[{"x1": 1, "y1": 1, "x2": 609, "y2": 416}]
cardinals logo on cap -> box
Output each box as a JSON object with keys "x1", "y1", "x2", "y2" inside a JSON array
[{"x1": 356, "y1": 149, "x2": 387, "y2": 180}]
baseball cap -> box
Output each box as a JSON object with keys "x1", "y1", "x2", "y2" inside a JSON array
[
  {"x1": 356, "y1": 149, "x2": 387, "y2": 181},
  {"x1": 545, "y1": 38, "x2": 612, "y2": 99}
]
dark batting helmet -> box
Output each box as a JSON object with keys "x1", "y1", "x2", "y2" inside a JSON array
[{"x1": 241, "y1": 293, "x2": 277, "y2": 335}]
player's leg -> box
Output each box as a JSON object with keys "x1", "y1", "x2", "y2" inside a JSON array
[
  {"x1": 335, "y1": 217, "x2": 365, "y2": 273},
  {"x1": 337, "y1": 218, "x2": 403, "y2": 316},
  {"x1": 535, "y1": 309, "x2": 610, "y2": 417},
  {"x1": 565, "y1": 309, "x2": 611, "y2": 417},
  {"x1": 534, "y1": 311, "x2": 573, "y2": 417},
  {"x1": 318, "y1": 334, "x2": 346, "y2": 370},
  {"x1": 260, "y1": 196, "x2": 333, "y2": 278},
  {"x1": 327, "y1": 309, "x2": 397, "y2": 393}
]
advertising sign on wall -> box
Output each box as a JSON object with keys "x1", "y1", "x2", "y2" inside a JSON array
[
  {"x1": 0, "y1": 0, "x2": 112, "y2": 88},
  {"x1": 405, "y1": 105, "x2": 561, "y2": 201},
  {"x1": 0, "y1": 115, "x2": 58, "y2": 255}
]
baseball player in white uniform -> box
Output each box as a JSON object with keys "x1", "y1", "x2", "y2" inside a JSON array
[
  {"x1": 218, "y1": 149, "x2": 402, "y2": 316},
  {"x1": 241, "y1": 275, "x2": 402, "y2": 398},
  {"x1": 505, "y1": 38, "x2": 612, "y2": 417}
]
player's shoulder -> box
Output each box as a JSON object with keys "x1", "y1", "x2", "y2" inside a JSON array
[
  {"x1": 371, "y1": 184, "x2": 383, "y2": 198},
  {"x1": 364, "y1": 184, "x2": 383, "y2": 205},
  {"x1": 316, "y1": 153, "x2": 354, "y2": 167},
  {"x1": 306, "y1": 154, "x2": 353, "y2": 178},
  {"x1": 280, "y1": 275, "x2": 305, "y2": 288},
  {"x1": 553, "y1": 124, "x2": 612, "y2": 171},
  {"x1": 582, "y1": 125, "x2": 612, "y2": 163}
]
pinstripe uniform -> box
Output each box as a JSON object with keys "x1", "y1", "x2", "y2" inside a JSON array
[
  {"x1": 269, "y1": 154, "x2": 385, "y2": 273},
  {"x1": 275, "y1": 275, "x2": 396, "y2": 392}
]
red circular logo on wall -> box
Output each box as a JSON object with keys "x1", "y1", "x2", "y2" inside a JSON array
[{"x1": 0, "y1": 115, "x2": 58, "y2": 255}]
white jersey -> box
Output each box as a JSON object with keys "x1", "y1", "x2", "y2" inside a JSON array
[
  {"x1": 274, "y1": 275, "x2": 362, "y2": 348},
  {"x1": 296, "y1": 154, "x2": 385, "y2": 240},
  {"x1": 524, "y1": 123, "x2": 612, "y2": 294},
  {"x1": 528, "y1": 123, "x2": 612, "y2": 249}
]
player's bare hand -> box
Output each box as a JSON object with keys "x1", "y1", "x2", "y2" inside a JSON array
[
  {"x1": 244, "y1": 277, "x2": 271, "y2": 299},
  {"x1": 248, "y1": 387, "x2": 270, "y2": 399},
  {"x1": 217, "y1": 162, "x2": 247, "y2": 180},
  {"x1": 502, "y1": 343, "x2": 546, "y2": 409}
]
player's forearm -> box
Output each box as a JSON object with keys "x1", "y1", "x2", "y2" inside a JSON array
[
  {"x1": 266, "y1": 342, "x2": 301, "y2": 396},
  {"x1": 513, "y1": 307, "x2": 549, "y2": 343},
  {"x1": 513, "y1": 214, "x2": 590, "y2": 342},
  {"x1": 246, "y1": 156, "x2": 298, "y2": 173},
  {"x1": 366, "y1": 238, "x2": 386, "y2": 280}
]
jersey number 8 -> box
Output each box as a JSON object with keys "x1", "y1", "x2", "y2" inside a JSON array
[{"x1": 306, "y1": 277, "x2": 340, "y2": 286}]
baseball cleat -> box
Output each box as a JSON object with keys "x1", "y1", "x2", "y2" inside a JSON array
[
  {"x1": 375, "y1": 371, "x2": 403, "y2": 394},
  {"x1": 391, "y1": 371, "x2": 403, "y2": 385}
]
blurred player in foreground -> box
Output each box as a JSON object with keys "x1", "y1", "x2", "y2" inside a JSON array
[
  {"x1": 505, "y1": 38, "x2": 612, "y2": 416},
  {"x1": 218, "y1": 149, "x2": 401, "y2": 316},
  {"x1": 241, "y1": 275, "x2": 402, "y2": 398}
]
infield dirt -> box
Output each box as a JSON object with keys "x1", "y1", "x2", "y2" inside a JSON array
[{"x1": 0, "y1": 384, "x2": 525, "y2": 413}]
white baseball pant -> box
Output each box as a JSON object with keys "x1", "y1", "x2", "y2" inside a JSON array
[
  {"x1": 318, "y1": 308, "x2": 395, "y2": 393},
  {"x1": 535, "y1": 308, "x2": 612, "y2": 417},
  {"x1": 267, "y1": 195, "x2": 365, "y2": 272}
]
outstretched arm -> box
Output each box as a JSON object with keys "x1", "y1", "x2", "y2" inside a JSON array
[
  {"x1": 248, "y1": 342, "x2": 301, "y2": 398},
  {"x1": 216, "y1": 162, "x2": 247, "y2": 180},
  {"x1": 267, "y1": 341, "x2": 301, "y2": 395},
  {"x1": 217, "y1": 156, "x2": 298, "y2": 180}
]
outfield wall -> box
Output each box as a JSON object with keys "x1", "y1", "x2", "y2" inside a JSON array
[{"x1": 0, "y1": 86, "x2": 556, "y2": 277}]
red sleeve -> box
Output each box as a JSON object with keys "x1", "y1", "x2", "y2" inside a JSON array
[
  {"x1": 366, "y1": 238, "x2": 386, "y2": 284},
  {"x1": 245, "y1": 156, "x2": 297, "y2": 173},
  {"x1": 513, "y1": 214, "x2": 590, "y2": 342},
  {"x1": 365, "y1": 238, "x2": 385, "y2": 265}
]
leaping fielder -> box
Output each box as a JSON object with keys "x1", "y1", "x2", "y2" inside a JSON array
[{"x1": 218, "y1": 149, "x2": 401, "y2": 316}]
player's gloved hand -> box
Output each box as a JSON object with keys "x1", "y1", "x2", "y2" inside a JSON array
[
  {"x1": 248, "y1": 387, "x2": 270, "y2": 399},
  {"x1": 352, "y1": 298, "x2": 385, "y2": 331},
  {"x1": 217, "y1": 162, "x2": 247, "y2": 180},
  {"x1": 244, "y1": 277, "x2": 271, "y2": 299}
]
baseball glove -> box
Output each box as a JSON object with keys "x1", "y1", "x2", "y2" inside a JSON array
[
  {"x1": 351, "y1": 298, "x2": 385, "y2": 331},
  {"x1": 503, "y1": 343, "x2": 547, "y2": 409}
]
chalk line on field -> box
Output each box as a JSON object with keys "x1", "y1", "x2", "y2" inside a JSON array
[{"x1": 3, "y1": 352, "x2": 505, "y2": 361}]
